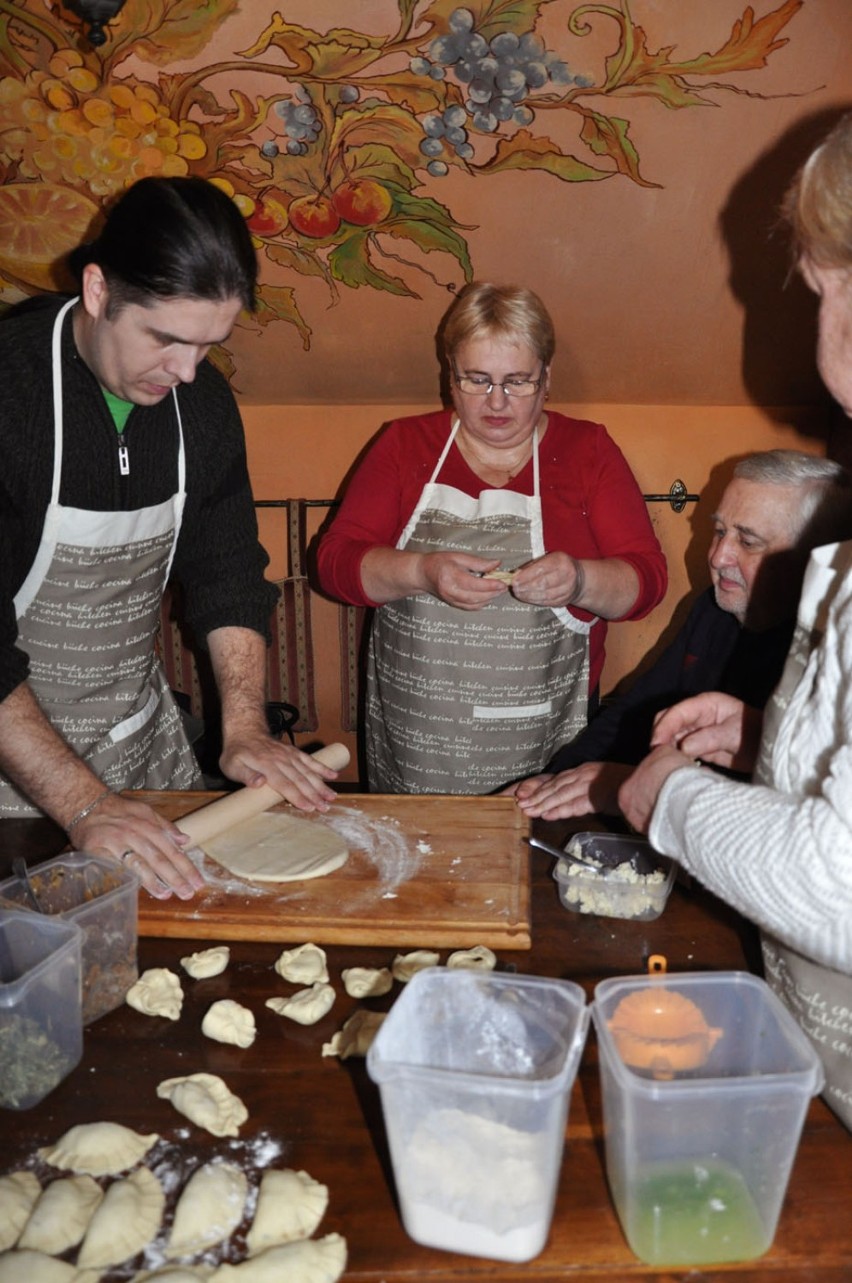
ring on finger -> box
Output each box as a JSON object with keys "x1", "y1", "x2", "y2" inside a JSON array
[{"x1": 119, "y1": 849, "x2": 136, "y2": 864}]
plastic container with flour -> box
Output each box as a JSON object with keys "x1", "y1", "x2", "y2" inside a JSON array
[{"x1": 367, "y1": 968, "x2": 589, "y2": 1262}]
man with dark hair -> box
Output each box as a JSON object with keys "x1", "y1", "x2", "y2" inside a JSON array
[
  {"x1": 0, "y1": 177, "x2": 338, "y2": 900},
  {"x1": 511, "y1": 450, "x2": 852, "y2": 820}
]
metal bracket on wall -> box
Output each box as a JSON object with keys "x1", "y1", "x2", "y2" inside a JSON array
[{"x1": 641, "y1": 480, "x2": 698, "y2": 514}]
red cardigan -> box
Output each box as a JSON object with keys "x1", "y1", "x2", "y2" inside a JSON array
[{"x1": 317, "y1": 410, "x2": 667, "y2": 694}]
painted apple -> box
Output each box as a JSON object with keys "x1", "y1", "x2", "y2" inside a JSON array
[
  {"x1": 287, "y1": 193, "x2": 341, "y2": 238},
  {"x1": 331, "y1": 178, "x2": 393, "y2": 227},
  {"x1": 246, "y1": 195, "x2": 289, "y2": 238}
]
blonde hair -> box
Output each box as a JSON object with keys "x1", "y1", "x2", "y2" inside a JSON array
[
  {"x1": 783, "y1": 112, "x2": 852, "y2": 269},
  {"x1": 440, "y1": 282, "x2": 556, "y2": 364}
]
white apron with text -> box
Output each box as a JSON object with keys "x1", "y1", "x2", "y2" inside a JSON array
[
  {"x1": 0, "y1": 298, "x2": 202, "y2": 817},
  {"x1": 365, "y1": 419, "x2": 593, "y2": 794}
]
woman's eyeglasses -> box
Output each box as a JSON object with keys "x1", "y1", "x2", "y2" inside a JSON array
[{"x1": 452, "y1": 365, "x2": 544, "y2": 398}]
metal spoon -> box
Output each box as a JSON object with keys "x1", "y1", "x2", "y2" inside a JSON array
[
  {"x1": 524, "y1": 835, "x2": 608, "y2": 875},
  {"x1": 12, "y1": 857, "x2": 45, "y2": 912}
]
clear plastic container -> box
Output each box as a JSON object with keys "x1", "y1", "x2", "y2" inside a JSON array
[
  {"x1": 592, "y1": 970, "x2": 824, "y2": 1266},
  {"x1": 367, "y1": 967, "x2": 589, "y2": 1262},
  {"x1": 553, "y1": 832, "x2": 675, "y2": 920},
  {"x1": 0, "y1": 908, "x2": 83, "y2": 1109},
  {"x1": 0, "y1": 852, "x2": 138, "y2": 1024}
]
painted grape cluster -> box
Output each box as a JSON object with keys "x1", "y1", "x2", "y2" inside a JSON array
[
  {"x1": 411, "y1": 5, "x2": 591, "y2": 174},
  {"x1": 0, "y1": 49, "x2": 205, "y2": 199}
]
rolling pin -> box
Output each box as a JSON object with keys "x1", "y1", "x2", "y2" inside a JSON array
[{"x1": 175, "y1": 742, "x2": 350, "y2": 847}]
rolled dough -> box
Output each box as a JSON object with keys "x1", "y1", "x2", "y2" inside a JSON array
[{"x1": 202, "y1": 812, "x2": 348, "y2": 883}]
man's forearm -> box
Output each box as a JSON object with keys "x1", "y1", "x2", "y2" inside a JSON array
[
  {"x1": 0, "y1": 681, "x2": 107, "y2": 828},
  {"x1": 207, "y1": 624, "x2": 270, "y2": 742}
]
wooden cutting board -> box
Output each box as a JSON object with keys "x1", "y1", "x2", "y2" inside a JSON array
[{"x1": 135, "y1": 792, "x2": 531, "y2": 950}]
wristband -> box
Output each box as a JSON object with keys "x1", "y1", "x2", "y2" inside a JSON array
[{"x1": 66, "y1": 788, "x2": 113, "y2": 833}]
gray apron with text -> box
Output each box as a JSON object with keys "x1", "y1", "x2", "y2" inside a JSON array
[
  {"x1": 755, "y1": 541, "x2": 852, "y2": 1131},
  {"x1": 365, "y1": 419, "x2": 593, "y2": 794},
  {"x1": 0, "y1": 298, "x2": 202, "y2": 817}
]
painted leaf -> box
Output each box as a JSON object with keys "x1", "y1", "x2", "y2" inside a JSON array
[
  {"x1": 478, "y1": 129, "x2": 616, "y2": 182},
  {"x1": 577, "y1": 111, "x2": 660, "y2": 189},
  {"x1": 359, "y1": 72, "x2": 456, "y2": 116},
  {"x1": 331, "y1": 143, "x2": 418, "y2": 192},
  {"x1": 330, "y1": 104, "x2": 429, "y2": 171},
  {"x1": 419, "y1": 0, "x2": 547, "y2": 41},
  {"x1": 264, "y1": 242, "x2": 339, "y2": 294},
  {"x1": 604, "y1": 0, "x2": 803, "y2": 108},
  {"x1": 329, "y1": 232, "x2": 418, "y2": 296},
  {"x1": 384, "y1": 213, "x2": 475, "y2": 282},
  {"x1": 238, "y1": 17, "x2": 385, "y2": 79},
  {"x1": 107, "y1": 0, "x2": 239, "y2": 67},
  {"x1": 254, "y1": 284, "x2": 313, "y2": 349}
]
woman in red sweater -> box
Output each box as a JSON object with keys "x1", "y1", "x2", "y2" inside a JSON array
[{"x1": 317, "y1": 283, "x2": 666, "y2": 794}]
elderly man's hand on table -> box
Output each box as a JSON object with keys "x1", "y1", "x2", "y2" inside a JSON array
[{"x1": 511, "y1": 761, "x2": 631, "y2": 819}]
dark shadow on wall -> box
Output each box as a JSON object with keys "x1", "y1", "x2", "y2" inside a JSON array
[{"x1": 719, "y1": 105, "x2": 851, "y2": 437}]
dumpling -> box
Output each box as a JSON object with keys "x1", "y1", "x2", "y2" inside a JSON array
[
  {"x1": 0, "y1": 1249, "x2": 100, "y2": 1283},
  {"x1": 265, "y1": 983, "x2": 334, "y2": 1026},
  {"x1": 38, "y1": 1121, "x2": 159, "y2": 1176},
  {"x1": 321, "y1": 1010, "x2": 385, "y2": 1060},
  {"x1": 0, "y1": 1170, "x2": 40, "y2": 1250},
  {"x1": 246, "y1": 1169, "x2": 328, "y2": 1255},
  {"x1": 126, "y1": 968, "x2": 184, "y2": 1020},
  {"x1": 273, "y1": 943, "x2": 328, "y2": 984},
  {"x1": 201, "y1": 999, "x2": 256, "y2": 1048},
  {"x1": 156, "y1": 1073, "x2": 248, "y2": 1137},
  {"x1": 180, "y1": 947, "x2": 230, "y2": 979},
  {"x1": 166, "y1": 1162, "x2": 247, "y2": 1258},
  {"x1": 77, "y1": 1165, "x2": 165, "y2": 1267},
  {"x1": 446, "y1": 945, "x2": 497, "y2": 971},
  {"x1": 341, "y1": 967, "x2": 393, "y2": 998},
  {"x1": 390, "y1": 950, "x2": 440, "y2": 982},
  {"x1": 209, "y1": 1232, "x2": 347, "y2": 1282},
  {"x1": 17, "y1": 1174, "x2": 103, "y2": 1254}
]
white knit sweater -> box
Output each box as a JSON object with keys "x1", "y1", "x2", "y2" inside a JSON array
[{"x1": 649, "y1": 539, "x2": 852, "y2": 973}]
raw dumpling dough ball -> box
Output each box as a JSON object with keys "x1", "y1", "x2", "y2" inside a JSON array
[
  {"x1": 180, "y1": 947, "x2": 230, "y2": 979},
  {"x1": 209, "y1": 1231, "x2": 347, "y2": 1281},
  {"x1": 201, "y1": 999, "x2": 256, "y2": 1048},
  {"x1": 266, "y1": 983, "x2": 335, "y2": 1026},
  {"x1": 166, "y1": 1162, "x2": 247, "y2": 1258},
  {"x1": 274, "y1": 943, "x2": 328, "y2": 984},
  {"x1": 446, "y1": 945, "x2": 497, "y2": 971},
  {"x1": 77, "y1": 1165, "x2": 165, "y2": 1268},
  {"x1": 18, "y1": 1174, "x2": 103, "y2": 1254},
  {"x1": 341, "y1": 967, "x2": 393, "y2": 998},
  {"x1": 39, "y1": 1121, "x2": 159, "y2": 1177},
  {"x1": 126, "y1": 968, "x2": 184, "y2": 1020},
  {"x1": 391, "y1": 949, "x2": 440, "y2": 982},
  {"x1": 157, "y1": 1073, "x2": 248, "y2": 1138},
  {"x1": 321, "y1": 1010, "x2": 386, "y2": 1060},
  {"x1": 0, "y1": 1170, "x2": 40, "y2": 1250},
  {"x1": 246, "y1": 1168, "x2": 328, "y2": 1255}
]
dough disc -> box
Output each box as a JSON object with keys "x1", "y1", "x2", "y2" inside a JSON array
[{"x1": 202, "y1": 812, "x2": 348, "y2": 882}]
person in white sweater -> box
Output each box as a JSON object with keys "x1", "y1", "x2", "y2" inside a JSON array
[{"x1": 619, "y1": 111, "x2": 852, "y2": 1132}]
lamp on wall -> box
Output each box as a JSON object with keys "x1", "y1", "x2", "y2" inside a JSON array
[{"x1": 65, "y1": 0, "x2": 128, "y2": 47}]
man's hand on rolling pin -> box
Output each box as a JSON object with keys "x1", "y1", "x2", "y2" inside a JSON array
[
  {"x1": 70, "y1": 794, "x2": 204, "y2": 901},
  {"x1": 219, "y1": 732, "x2": 340, "y2": 812}
]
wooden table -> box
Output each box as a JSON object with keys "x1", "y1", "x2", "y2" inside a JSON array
[{"x1": 1, "y1": 805, "x2": 850, "y2": 1283}]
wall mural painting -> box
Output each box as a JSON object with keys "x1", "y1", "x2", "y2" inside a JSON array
[{"x1": 0, "y1": 0, "x2": 802, "y2": 370}]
